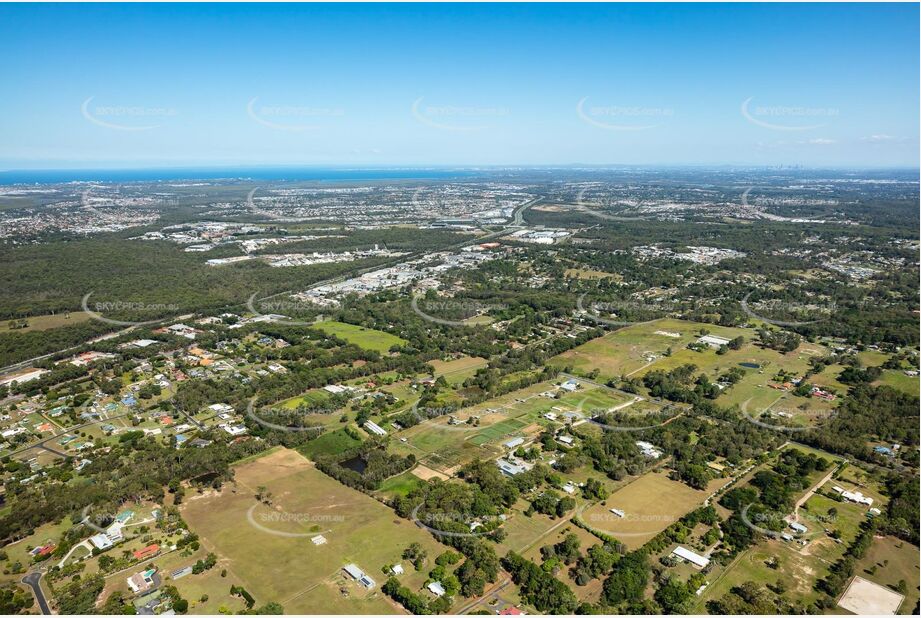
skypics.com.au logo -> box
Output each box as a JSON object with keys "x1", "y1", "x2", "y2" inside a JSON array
[
  {"x1": 82, "y1": 292, "x2": 179, "y2": 327},
  {"x1": 740, "y1": 97, "x2": 839, "y2": 131},
  {"x1": 81, "y1": 97, "x2": 177, "y2": 131},
  {"x1": 577, "y1": 97, "x2": 673, "y2": 132},
  {"x1": 410, "y1": 295, "x2": 508, "y2": 327},
  {"x1": 411, "y1": 97, "x2": 509, "y2": 132}
]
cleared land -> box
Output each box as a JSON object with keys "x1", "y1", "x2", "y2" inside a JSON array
[
  {"x1": 388, "y1": 378, "x2": 638, "y2": 475},
  {"x1": 0, "y1": 311, "x2": 92, "y2": 333},
  {"x1": 553, "y1": 318, "x2": 840, "y2": 428},
  {"x1": 310, "y1": 321, "x2": 407, "y2": 353},
  {"x1": 855, "y1": 536, "x2": 920, "y2": 615},
  {"x1": 181, "y1": 448, "x2": 446, "y2": 614},
  {"x1": 429, "y1": 356, "x2": 488, "y2": 385},
  {"x1": 297, "y1": 428, "x2": 361, "y2": 460},
  {"x1": 579, "y1": 470, "x2": 725, "y2": 550}
]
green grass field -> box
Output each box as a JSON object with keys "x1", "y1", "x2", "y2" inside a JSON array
[
  {"x1": 297, "y1": 428, "x2": 362, "y2": 460},
  {"x1": 375, "y1": 471, "x2": 423, "y2": 498},
  {"x1": 429, "y1": 356, "x2": 488, "y2": 385},
  {"x1": 387, "y1": 378, "x2": 642, "y2": 474},
  {"x1": 310, "y1": 321, "x2": 407, "y2": 353},
  {"x1": 551, "y1": 319, "x2": 751, "y2": 381},
  {"x1": 552, "y1": 318, "x2": 844, "y2": 429},
  {"x1": 278, "y1": 389, "x2": 329, "y2": 410},
  {"x1": 181, "y1": 448, "x2": 447, "y2": 614},
  {"x1": 693, "y1": 543, "x2": 830, "y2": 612},
  {"x1": 0, "y1": 311, "x2": 92, "y2": 333},
  {"x1": 876, "y1": 370, "x2": 920, "y2": 397}
]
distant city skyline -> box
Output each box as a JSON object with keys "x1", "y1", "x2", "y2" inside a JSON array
[{"x1": 1, "y1": 3, "x2": 918, "y2": 169}]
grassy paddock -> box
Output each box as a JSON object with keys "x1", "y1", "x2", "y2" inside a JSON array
[
  {"x1": 0, "y1": 311, "x2": 92, "y2": 333},
  {"x1": 579, "y1": 471, "x2": 718, "y2": 550},
  {"x1": 181, "y1": 448, "x2": 445, "y2": 614},
  {"x1": 310, "y1": 321, "x2": 407, "y2": 353}
]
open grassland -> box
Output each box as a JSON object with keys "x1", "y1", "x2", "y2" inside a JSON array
[
  {"x1": 181, "y1": 448, "x2": 446, "y2": 614},
  {"x1": 277, "y1": 389, "x2": 329, "y2": 410},
  {"x1": 693, "y1": 540, "x2": 831, "y2": 612},
  {"x1": 644, "y1": 337, "x2": 839, "y2": 421},
  {"x1": 311, "y1": 321, "x2": 407, "y2": 353},
  {"x1": 496, "y1": 504, "x2": 566, "y2": 556},
  {"x1": 551, "y1": 319, "x2": 842, "y2": 427},
  {"x1": 579, "y1": 471, "x2": 725, "y2": 550},
  {"x1": 0, "y1": 311, "x2": 92, "y2": 333},
  {"x1": 429, "y1": 356, "x2": 488, "y2": 385},
  {"x1": 551, "y1": 319, "x2": 753, "y2": 380},
  {"x1": 375, "y1": 471, "x2": 423, "y2": 499},
  {"x1": 876, "y1": 370, "x2": 920, "y2": 397},
  {"x1": 297, "y1": 428, "x2": 361, "y2": 460}
]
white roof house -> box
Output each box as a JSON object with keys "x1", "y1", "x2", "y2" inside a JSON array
[
  {"x1": 672, "y1": 546, "x2": 710, "y2": 568},
  {"x1": 343, "y1": 564, "x2": 364, "y2": 580},
  {"x1": 636, "y1": 441, "x2": 663, "y2": 459},
  {"x1": 497, "y1": 458, "x2": 530, "y2": 476},
  {"x1": 364, "y1": 420, "x2": 387, "y2": 436},
  {"x1": 698, "y1": 335, "x2": 731, "y2": 349},
  {"x1": 559, "y1": 379, "x2": 579, "y2": 392},
  {"x1": 841, "y1": 490, "x2": 874, "y2": 506},
  {"x1": 220, "y1": 424, "x2": 247, "y2": 436},
  {"x1": 427, "y1": 581, "x2": 446, "y2": 597},
  {"x1": 90, "y1": 533, "x2": 114, "y2": 550},
  {"x1": 106, "y1": 521, "x2": 125, "y2": 542},
  {"x1": 504, "y1": 437, "x2": 525, "y2": 449}
]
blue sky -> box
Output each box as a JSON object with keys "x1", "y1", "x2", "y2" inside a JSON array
[{"x1": 1, "y1": 3, "x2": 918, "y2": 168}]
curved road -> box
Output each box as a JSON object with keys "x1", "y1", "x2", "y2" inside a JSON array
[{"x1": 22, "y1": 571, "x2": 51, "y2": 614}]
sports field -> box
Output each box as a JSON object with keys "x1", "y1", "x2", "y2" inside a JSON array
[
  {"x1": 310, "y1": 320, "x2": 407, "y2": 353},
  {"x1": 181, "y1": 448, "x2": 445, "y2": 614},
  {"x1": 579, "y1": 470, "x2": 723, "y2": 550}
]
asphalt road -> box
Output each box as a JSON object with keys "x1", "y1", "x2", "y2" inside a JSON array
[{"x1": 22, "y1": 572, "x2": 51, "y2": 615}]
